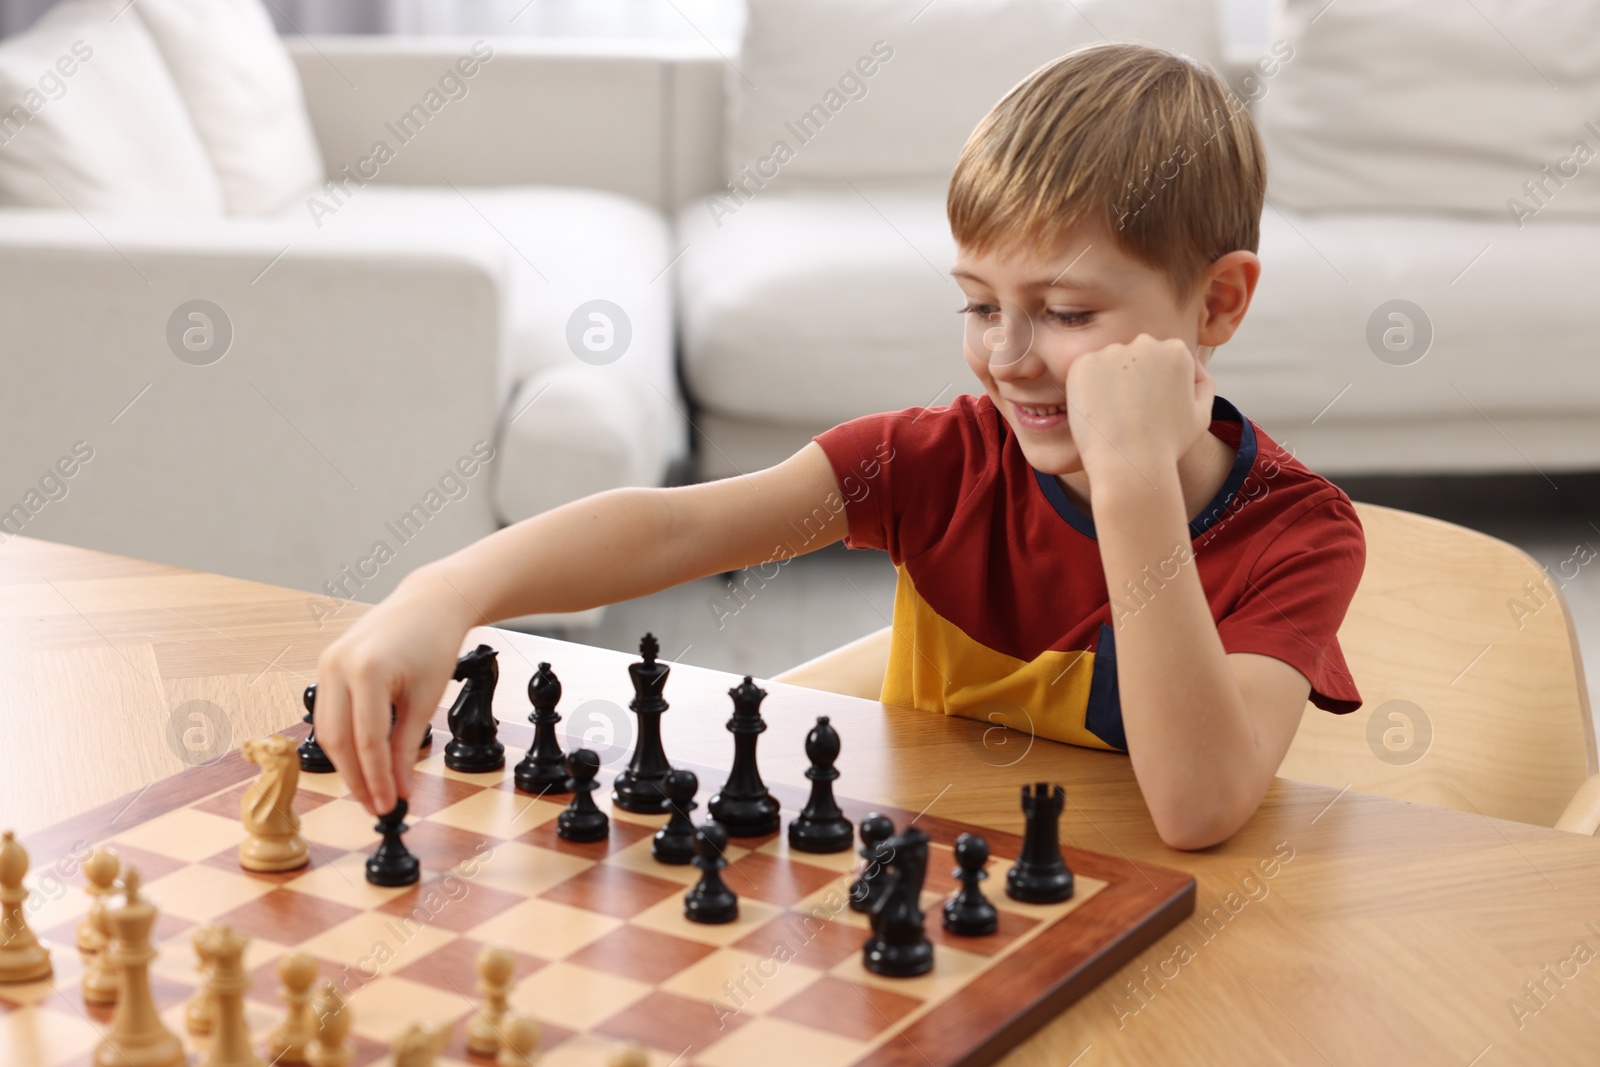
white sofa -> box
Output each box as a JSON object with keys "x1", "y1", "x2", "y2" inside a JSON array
[
  {"x1": 0, "y1": 2, "x2": 690, "y2": 619},
  {"x1": 3, "y1": 0, "x2": 1594, "y2": 621}
]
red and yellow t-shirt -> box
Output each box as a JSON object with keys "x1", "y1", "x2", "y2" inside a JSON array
[{"x1": 813, "y1": 393, "x2": 1365, "y2": 751}]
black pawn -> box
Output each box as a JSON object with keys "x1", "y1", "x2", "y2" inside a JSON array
[
  {"x1": 612, "y1": 634, "x2": 674, "y2": 815},
  {"x1": 788, "y1": 716, "x2": 853, "y2": 853},
  {"x1": 653, "y1": 769, "x2": 699, "y2": 865},
  {"x1": 683, "y1": 821, "x2": 738, "y2": 924},
  {"x1": 942, "y1": 833, "x2": 998, "y2": 937},
  {"x1": 1006, "y1": 783, "x2": 1075, "y2": 904},
  {"x1": 515, "y1": 662, "x2": 570, "y2": 795},
  {"x1": 444, "y1": 644, "x2": 505, "y2": 773},
  {"x1": 849, "y1": 813, "x2": 895, "y2": 914},
  {"x1": 556, "y1": 748, "x2": 609, "y2": 843},
  {"x1": 298, "y1": 684, "x2": 335, "y2": 773},
  {"x1": 366, "y1": 798, "x2": 420, "y2": 887},
  {"x1": 707, "y1": 676, "x2": 781, "y2": 837}
]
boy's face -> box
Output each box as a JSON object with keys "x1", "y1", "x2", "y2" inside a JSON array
[{"x1": 951, "y1": 218, "x2": 1208, "y2": 477}]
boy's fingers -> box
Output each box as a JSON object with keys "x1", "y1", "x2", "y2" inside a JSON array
[
  {"x1": 311, "y1": 677, "x2": 375, "y2": 814},
  {"x1": 388, "y1": 692, "x2": 436, "y2": 802},
  {"x1": 350, "y1": 670, "x2": 398, "y2": 816}
]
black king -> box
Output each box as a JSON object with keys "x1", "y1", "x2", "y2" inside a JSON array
[{"x1": 611, "y1": 633, "x2": 674, "y2": 814}]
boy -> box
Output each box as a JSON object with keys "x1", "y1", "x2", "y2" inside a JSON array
[{"x1": 312, "y1": 43, "x2": 1364, "y2": 851}]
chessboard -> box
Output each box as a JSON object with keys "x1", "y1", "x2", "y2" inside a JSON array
[{"x1": 2, "y1": 648, "x2": 1195, "y2": 1067}]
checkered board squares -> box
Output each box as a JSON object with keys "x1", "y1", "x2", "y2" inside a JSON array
[{"x1": 3, "y1": 723, "x2": 1194, "y2": 1067}]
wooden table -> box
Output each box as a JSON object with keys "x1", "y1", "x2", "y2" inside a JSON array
[{"x1": 3, "y1": 535, "x2": 1598, "y2": 1065}]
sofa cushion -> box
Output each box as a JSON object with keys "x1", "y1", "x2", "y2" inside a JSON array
[
  {"x1": 134, "y1": 0, "x2": 325, "y2": 216},
  {"x1": 725, "y1": 0, "x2": 1224, "y2": 189},
  {"x1": 0, "y1": 0, "x2": 224, "y2": 215},
  {"x1": 1219, "y1": 207, "x2": 1600, "y2": 427},
  {"x1": 678, "y1": 186, "x2": 971, "y2": 425},
  {"x1": 1259, "y1": 0, "x2": 1600, "y2": 219},
  {"x1": 297, "y1": 184, "x2": 689, "y2": 519},
  {"x1": 679, "y1": 186, "x2": 1600, "y2": 449}
]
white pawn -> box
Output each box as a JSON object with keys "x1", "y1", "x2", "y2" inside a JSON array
[
  {"x1": 495, "y1": 1015, "x2": 540, "y2": 1067},
  {"x1": 308, "y1": 981, "x2": 354, "y2": 1067},
  {"x1": 0, "y1": 830, "x2": 52, "y2": 983},
  {"x1": 80, "y1": 848, "x2": 121, "y2": 1004},
  {"x1": 466, "y1": 943, "x2": 515, "y2": 1056},
  {"x1": 266, "y1": 952, "x2": 318, "y2": 1064},
  {"x1": 76, "y1": 848, "x2": 120, "y2": 962}
]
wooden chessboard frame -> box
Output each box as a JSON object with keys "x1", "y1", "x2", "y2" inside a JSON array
[{"x1": 9, "y1": 719, "x2": 1195, "y2": 1067}]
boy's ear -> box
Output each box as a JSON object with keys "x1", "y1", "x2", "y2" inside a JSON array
[{"x1": 1196, "y1": 250, "x2": 1261, "y2": 350}]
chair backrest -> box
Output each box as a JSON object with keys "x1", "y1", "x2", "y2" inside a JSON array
[
  {"x1": 777, "y1": 503, "x2": 1596, "y2": 828},
  {"x1": 1277, "y1": 503, "x2": 1595, "y2": 827}
]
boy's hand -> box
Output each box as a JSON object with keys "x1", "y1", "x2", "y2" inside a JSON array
[
  {"x1": 312, "y1": 570, "x2": 476, "y2": 816},
  {"x1": 1064, "y1": 333, "x2": 1215, "y2": 483}
]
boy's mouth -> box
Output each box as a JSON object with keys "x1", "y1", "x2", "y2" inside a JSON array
[{"x1": 1008, "y1": 399, "x2": 1070, "y2": 432}]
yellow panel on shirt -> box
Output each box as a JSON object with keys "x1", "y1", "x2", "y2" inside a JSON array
[{"x1": 879, "y1": 565, "x2": 1120, "y2": 752}]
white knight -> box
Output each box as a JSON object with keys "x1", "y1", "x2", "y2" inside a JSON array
[{"x1": 239, "y1": 736, "x2": 311, "y2": 872}]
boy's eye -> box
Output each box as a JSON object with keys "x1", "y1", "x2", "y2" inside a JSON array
[
  {"x1": 957, "y1": 304, "x2": 1094, "y2": 327},
  {"x1": 1051, "y1": 310, "x2": 1094, "y2": 327}
]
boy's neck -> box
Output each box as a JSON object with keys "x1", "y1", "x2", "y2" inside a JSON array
[{"x1": 1054, "y1": 428, "x2": 1238, "y2": 525}]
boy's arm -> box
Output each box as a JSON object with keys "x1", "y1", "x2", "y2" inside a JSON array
[
  {"x1": 1069, "y1": 335, "x2": 1310, "y2": 850},
  {"x1": 315, "y1": 442, "x2": 849, "y2": 815},
  {"x1": 1094, "y1": 477, "x2": 1309, "y2": 850}
]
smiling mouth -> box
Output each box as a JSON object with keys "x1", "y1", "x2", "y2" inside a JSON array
[{"x1": 1014, "y1": 403, "x2": 1066, "y2": 417}]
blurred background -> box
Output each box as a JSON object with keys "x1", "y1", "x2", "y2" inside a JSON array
[{"x1": 0, "y1": 0, "x2": 1593, "y2": 725}]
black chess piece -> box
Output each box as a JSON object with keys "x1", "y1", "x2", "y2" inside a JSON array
[
  {"x1": 1005, "y1": 783, "x2": 1075, "y2": 904},
  {"x1": 942, "y1": 833, "x2": 999, "y2": 937},
  {"x1": 514, "y1": 662, "x2": 571, "y2": 795},
  {"x1": 849, "y1": 813, "x2": 895, "y2": 914},
  {"x1": 556, "y1": 748, "x2": 609, "y2": 843},
  {"x1": 298, "y1": 684, "x2": 335, "y2": 773},
  {"x1": 611, "y1": 634, "x2": 674, "y2": 814},
  {"x1": 788, "y1": 716, "x2": 853, "y2": 853},
  {"x1": 863, "y1": 826, "x2": 934, "y2": 977},
  {"x1": 444, "y1": 644, "x2": 505, "y2": 773},
  {"x1": 707, "y1": 676, "x2": 781, "y2": 837},
  {"x1": 683, "y1": 821, "x2": 738, "y2": 924},
  {"x1": 365, "y1": 798, "x2": 420, "y2": 887},
  {"x1": 653, "y1": 769, "x2": 699, "y2": 865}
]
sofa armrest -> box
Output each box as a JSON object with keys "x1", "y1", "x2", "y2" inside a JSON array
[
  {"x1": 287, "y1": 36, "x2": 721, "y2": 211},
  {"x1": 0, "y1": 212, "x2": 507, "y2": 605}
]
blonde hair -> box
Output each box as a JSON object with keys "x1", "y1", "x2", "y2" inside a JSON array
[{"x1": 947, "y1": 42, "x2": 1266, "y2": 306}]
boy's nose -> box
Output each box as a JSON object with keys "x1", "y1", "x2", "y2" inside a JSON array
[{"x1": 974, "y1": 303, "x2": 1042, "y2": 378}]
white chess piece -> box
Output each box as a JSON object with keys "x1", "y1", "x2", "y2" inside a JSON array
[
  {"x1": 307, "y1": 981, "x2": 354, "y2": 1067},
  {"x1": 392, "y1": 1022, "x2": 448, "y2": 1067},
  {"x1": 466, "y1": 943, "x2": 515, "y2": 1055},
  {"x1": 495, "y1": 1015, "x2": 540, "y2": 1067},
  {"x1": 240, "y1": 736, "x2": 311, "y2": 872},
  {"x1": 265, "y1": 951, "x2": 319, "y2": 1064},
  {"x1": 0, "y1": 830, "x2": 52, "y2": 983}
]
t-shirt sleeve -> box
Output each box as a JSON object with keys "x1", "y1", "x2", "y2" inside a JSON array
[
  {"x1": 812, "y1": 403, "x2": 972, "y2": 563},
  {"x1": 1216, "y1": 492, "x2": 1367, "y2": 713}
]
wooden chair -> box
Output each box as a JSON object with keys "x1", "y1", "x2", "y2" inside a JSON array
[{"x1": 774, "y1": 503, "x2": 1600, "y2": 833}]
